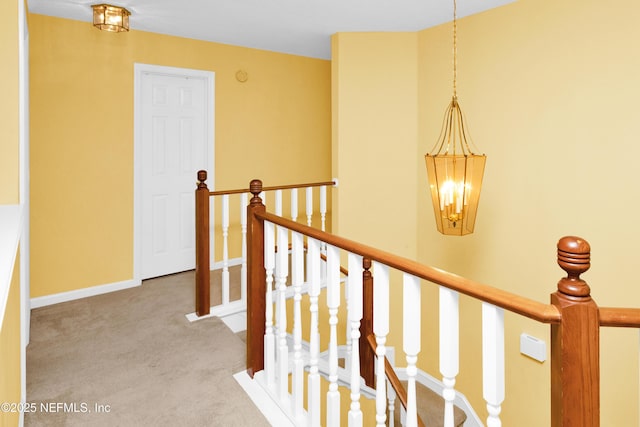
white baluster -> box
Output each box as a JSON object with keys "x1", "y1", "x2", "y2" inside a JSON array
[
  {"x1": 387, "y1": 380, "x2": 397, "y2": 427},
  {"x1": 264, "y1": 221, "x2": 275, "y2": 388},
  {"x1": 275, "y1": 189, "x2": 282, "y2": 216},
  {"x1": 291, "y1": 231, "x2": 304, "y2": 421},
  {"x1": 240, "y1": 192, "x2": 248, "y2": 304},
  {"x1": 307, "y1": 238, "x2": 321, "y2": 427},
  {"x1": 288, "y1": 196, "x2": 299, "y2": 417},
  {"x1": 374, "y1": 262, "x2": 389, "y2": 427},
  {"x1": 222, "y1": 194, "x2": 230, "y2": 305},
  {"x1": 305, "y1": 188, "x2": 313, "y2": 285},
  {"x1": 276, "y1": 224, "x2": 289, "y2": 402},
  {"x1": 318, "y1": 186, "x2": 327, "y2": 281},
  {"x1": 482, "y1": 302, "x2": 505, "y2": 427},
  {"x1": 440, "y1": 287, "x2": 459, "y2": 427},
  {"x1": 326, "y1": 244, "x2": 341, "y2": 426},
  {"x1": 273, "y1": 190, "x2": 282, "y2": 370},
  {"x1": 404, "y1": 274, "x2": 421, "y2": 427},
  {"x1": 320, "y1": 185, "x2": 327, "y2": 232},
  {"x1": 344, "y1": 259, "x2": 351, "y2": 372},
  {"x1": 306, "y1": 187, "x2": 313, "y2": 227},
  {"x1": 348, "y1": 253, "x2": 363, "y2": 427},
  {"x1": 291, "y1": 188, "x2": 298, "y2": 222},
  {"x1": 209, "y1": 195, "x2": 215, "y2": 268}
]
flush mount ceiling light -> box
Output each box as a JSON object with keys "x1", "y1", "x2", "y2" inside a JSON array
[
  {"x1": 424, "y1": 0, "x2": 486, "y2": 236},
  {"x1": 92, "y1": 4, "x2": 130, "y2": 33}
]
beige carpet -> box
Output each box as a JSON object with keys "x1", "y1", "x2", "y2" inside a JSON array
[
  {"x1": 26, "y1": 270, "x2": 269, "y2": 427},
  {"x1": 394, "y1": 381, "x2": 467, "y2": 427}
]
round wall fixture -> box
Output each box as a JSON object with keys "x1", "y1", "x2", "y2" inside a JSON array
[{"x1": 235, "y1": 70, "x2": 248, "y2": 83}]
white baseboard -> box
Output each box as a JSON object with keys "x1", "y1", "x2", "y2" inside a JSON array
[
  {"x1": 185, "y1": 299, "x2": 246, "y2": 322},
  {"x1": 211, "y1": 257, "x2": 243, "y2": 270},
  {"x1": 30, "y1": 278, "x2": 141, "y2": 308},
  {"x1": 220, "y1": 311, "x2": 247, "y2": 333},
  {"x1": 233, "y1": 370, "x2": 296, "y2": 427}
]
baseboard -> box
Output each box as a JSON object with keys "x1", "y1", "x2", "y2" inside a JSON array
[
  {"x1": 185, "y1": 299, "x2": 246, "y2": 323},
  {"x1": 220, "y1": 311, "x2": 247, "y2": 333},
  {"x1": 233, "y1": 370, "x2": 296, "y2": 427},
  {"x1": 30, "y1": 278, "x2": 141, "y2": 308},
  {"x1": 211, "y1": 257, "x2": 243, "y2": 270}
]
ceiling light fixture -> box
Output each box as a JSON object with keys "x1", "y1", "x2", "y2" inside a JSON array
[
  {"x1": 424, "y1": 0, "x2": 486, "y2": 236},
  {"x1": 92, "y1": 4, "x2": 130, "y2": 33}
]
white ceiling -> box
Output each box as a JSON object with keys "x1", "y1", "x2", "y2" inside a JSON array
[{"x1": 27, "y1": 0, "x2": 516, "y2": 59}]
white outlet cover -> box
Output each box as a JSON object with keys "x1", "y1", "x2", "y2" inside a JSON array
[{"x1": 520, "y1": 333, "x2": 546, "y2": 362}]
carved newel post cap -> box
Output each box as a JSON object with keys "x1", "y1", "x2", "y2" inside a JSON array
[
  {"x1": 250, "y1": 179, "x2": 263, "y2": 195},
  {"x1": 197, "y1": 170, "x2": 208, "y2": 189},
  {"x1": 249, "y1": 179, "x2": 263, "y2": 204},
  {"x1": 557, "y1": 236, "x2": 591, "y2": 297}
]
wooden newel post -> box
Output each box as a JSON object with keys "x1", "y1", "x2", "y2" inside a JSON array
[
  {"x1": 551, "y1": 236, "x2": 600, "y2": 427},
  {"x1": 246, "y1": 179, "x2": 266, "y2": 378},
  {"x1": 359, "y1": 257, "x2": 375, "y2": 388},
  {"x1": 195, "y1": 170, "x2": 211, "y2": 317}
]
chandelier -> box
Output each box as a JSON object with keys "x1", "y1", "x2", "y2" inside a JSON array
[{"x1": 424, "y1": 0, "x2": 486, "y2": 236}]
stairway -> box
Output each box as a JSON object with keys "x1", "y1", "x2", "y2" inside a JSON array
[{"x1": 393, "y1": 381, "x2": 467, "y2": 427}]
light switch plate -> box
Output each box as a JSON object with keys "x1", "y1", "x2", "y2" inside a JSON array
[{"x1": 520, "y1": 333, "x2": 546, "y2": 362}]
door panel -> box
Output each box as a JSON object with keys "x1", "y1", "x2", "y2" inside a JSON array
[{"x1": 140, "y1": 73, "x2": 209, "y2": 279}]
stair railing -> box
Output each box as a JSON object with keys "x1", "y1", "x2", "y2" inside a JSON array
[
  {"x1": 244, "y1": 178, "x2": 640, "y2": 427},
  {"x1": 194, "y1": 170, "x2": 335, "y2": 317},
  {"x1": 365, "y1": 334, "x2": 427, "y2": 427}
]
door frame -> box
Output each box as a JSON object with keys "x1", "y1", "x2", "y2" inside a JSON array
[
  {"x1": 19, "y1": 0, "x2": 30, "y2": 416},
  {"x1": 133, "y1": 63, "x2": 215, "y2": 282}
]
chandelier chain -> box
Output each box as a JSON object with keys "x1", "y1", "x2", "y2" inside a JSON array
[{"x1": 453, "y1": 0, "x2": 458, "y2": 99}]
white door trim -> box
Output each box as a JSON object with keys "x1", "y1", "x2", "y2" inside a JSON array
[
  {"x1": 133, "y1": 63, "x2": 215, "y2": 282},
  {"x1": 19, "y1": 0, "x2": 30, "y2": 419}
]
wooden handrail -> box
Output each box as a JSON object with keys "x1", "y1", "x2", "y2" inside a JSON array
[
  {"x1": 194, "y1": 172, "x2": 335, "y2": 317},
  {"x1": 256, "y1": 210, "x2": 561, "y2": 324},
  {"x1": 243, "y1": 179, "x2": 640, "y2": 426},
  {"x1": 321, "y1": 252, "x2": 349, "y2": 276},
  {"x1": 366, "y1": 334, "x2": 426, "y2": 427},
  {"x1": 209, "y1": 180, "x2": 336, "y2": 197},
  {"x1": 209, "y1": 188, "x2": 253, "y2": 196},
  {"x1": 599, "y1": 307, "x2": 640, "y2": 327},
  {"x1": 288, "y1": 242, "x2": 349, "y2": 276}
]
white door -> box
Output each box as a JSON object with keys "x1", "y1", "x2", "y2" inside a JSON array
[{"x1": 137, "y1": 66, "x2": 214, "y2": 280}]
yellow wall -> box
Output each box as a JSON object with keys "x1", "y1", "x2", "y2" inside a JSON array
[
  {"x1": 26, "y1": 0, "x2": 640, "y2": 422},
  {"x1": 332, "y1": 31, "x2": 420, "y2": 363},
  {"x1": 418, "y1": 0, "x2": 640, "y2": 424},
  {"x1": 29, "y1": 14, "x2": 331, "y2": 297},
  {"x1": 334, "y1": 0, "x2": 640, "y2": 425},
  {"x1": 0, "y1": 254, "x2": 22, "y2": 427},
  {"x1": 331, "y1": 32, "x2": 419, "y2": 256},
  {"x1": 0, "y1": 0, "x2": 20, "y2": 204},
  {"x1": 1, "y1": 3, "x2": 24, "y2": 426}
]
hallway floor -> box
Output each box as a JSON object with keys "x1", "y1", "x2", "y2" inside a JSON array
[{"x1": 25, "y1": 271, "x2": 269, "y2": 427}]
